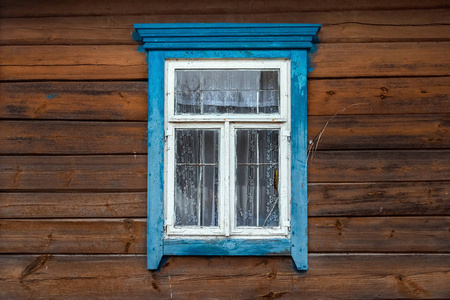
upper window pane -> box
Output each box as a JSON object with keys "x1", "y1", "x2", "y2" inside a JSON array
[{"x1": 175, "y1": 69, "x2": 279, "y2": 114}]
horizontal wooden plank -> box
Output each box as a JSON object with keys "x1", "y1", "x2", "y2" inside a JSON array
[
  {"x1": 0, "y1": 217, "x2": 448, "y2": 253},
  {"x1": 1, "y1": 43, "x2": 449, "y2": 80},
  {"x1": 309, "y1": 216, "x2": 450, "y2": 253},
  {"x1": 1, "y1": 78, "x2": 448, "y2": 120},
  {"x1": 309, "y1": 182, "x2": 450, "y2": 216},
  {"x1": 2, "y1": 254, "x2": 450, "y2": 299},
  {"x1": 308, "y1": 77, "x2": 450, "y2": 115},
  {"x1": 1, "y1": 254, "x2": 449, "y2": 299},
  {"x1": 0, "y1": 192, "x2": 147, "y2": 218},
  {"x1": 1, "y1": 0, "x2": 448, "y2": 17},
  {"x1": 0, "y1": 219, "x2": 146, "y2": 254},
  {"x1": 1, "y1": 10, "x2": 449, "y2": 45},
  {"x1": 1, "y1": 181, "x2": 448, "y2": 218},
  {"x1": 308, "y1": 150, "x2": 450, "y2": 183},
  {"x1": 0, "y1": 115, "x2": 448, "y2": 154},
  {"x1": 0, "y1": 45, "x2": 147, "y2": 81},
  {"x1": 308, "y1": 114, "x2": 450, "y2": 150},
  {"x1": 310, "y1": 42, "x2": 450, "y2": 78},
  {"x1": 0, "y1": 121, "x2": 147, "y2": 154},
  {"x1": 0, "y1": 155, "x2": 147, "y2": 190},
  {"x1": 0, "y1": 81, "x2": 148, "y2": 120},
  {"x1": 0, "y1": 151, "x2": 448, "y2": 190},
  {"x1": 320, "y1": 23, "x2": 450, "y2": 44},
  {"x1": 1, "y1": 80, "x2": 157, "y2": 118}
]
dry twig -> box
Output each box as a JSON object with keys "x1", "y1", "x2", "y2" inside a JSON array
[{"x1": 307, "y1": 103, "x2": 369, "y2": 160}]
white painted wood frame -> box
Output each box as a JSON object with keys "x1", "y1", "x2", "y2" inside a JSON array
[{"x1": 164, "y1": 59, "x2": 291, "y2": 239}]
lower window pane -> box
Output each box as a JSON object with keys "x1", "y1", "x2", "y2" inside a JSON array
[
  {"x1": 235, "y1": 165, "x2": 258, "y2": 226},
  {"x1": 235, "y1": 129, "x2": 279, "y2": 227},
  {"x1": 174, "y1": 129, "x2": 219, "y2": 227}
]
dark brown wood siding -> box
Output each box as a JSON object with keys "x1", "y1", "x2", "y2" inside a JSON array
[{"x1": 0, "y1": 0, "x2": 449, "y2": 298}]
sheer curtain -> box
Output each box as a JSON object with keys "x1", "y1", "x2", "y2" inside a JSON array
[
  {"x1": 235, "y1": 129, "x2": 279, "y2": 227},
  {"x1": 174, "y1": 129, "x2": 219, "y2": 226},
  {"x1": 173, "y1": 69, "x2": 280, "y2": 228},
  {"x1": 175, "y1": 69, "x2": 279, "y2": 114}
]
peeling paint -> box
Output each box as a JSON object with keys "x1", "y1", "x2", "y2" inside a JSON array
[
  {"x1": 137, "y1": 45, "x2": 146, "y2": 53},
  {"x1": 46, "y1": 93, "x2": 59, "y2": 99},
  {"x1": 307, "y1": 44, "x2": 319, "y2": 73}
]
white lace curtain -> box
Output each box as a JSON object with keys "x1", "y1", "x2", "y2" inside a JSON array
[
  {"x1": 174, "y1": 129, "x2": 279, "y2": 228},
  {"x1": 175, "y1": 69, "x2": 279, "y2": 114}
]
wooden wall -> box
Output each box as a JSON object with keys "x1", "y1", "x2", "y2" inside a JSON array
[{"x1": 1, "y1": 0, "x2": 449, "y2": 298}]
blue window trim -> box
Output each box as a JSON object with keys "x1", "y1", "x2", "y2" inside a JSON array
[{"x1": 134, "y1": 23, "x2": 320, "y2": 271}]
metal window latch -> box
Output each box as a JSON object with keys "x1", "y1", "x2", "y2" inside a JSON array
[
  {"x1": 282, "y1": 130, "x2": 291, "y2": 142},
  {"x1": 164, "y1": 130, "x2": 172, "y2": 142}
]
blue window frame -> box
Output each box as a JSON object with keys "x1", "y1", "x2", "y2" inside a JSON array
[{"x1": 133, "y1": 23, "x2": 320, "y2": 270}]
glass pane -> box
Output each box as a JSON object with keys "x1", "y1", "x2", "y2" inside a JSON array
[
  {"x1": 235, "y1": 129, "x2": 279, "y2": 227},
  {"x1": 175, "y1": 69, "x2": 279, "y2": 114},
  {"x1": 176, "y1": 71, "x2": 201, "y2": 113},
  {"x1": 259, "y1": 91, "x2": 279, "y2": 114},
  {"x1": 235, "y1": 165, "x2": 257, "y2": 226},
  {"x1": 258, "y1": 164, "x2": 279, "y2": 226},
  {"x1": 174, "y1": 129, "x2": 219, "y2": 227}
]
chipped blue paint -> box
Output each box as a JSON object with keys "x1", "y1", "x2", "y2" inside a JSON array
[
  {"x1": 307, "y1": 44, "x2": 319, "y2": 73},
  {"x1": 135, "y1": 23, "x2": 320, "y2": 51},
  {"x1": 46, "y1": 93, "x2": 59, "y2": 99},
  {"x1": 146, "y1": 50, "x2": 165, "y2": 270},
  {"x1": 165, "y1": 50, "x2": 291, "y2": 59},
  {"x1": 290, "y1": 50, "x2": 309, "y2": 270},
  {"x1": 143, "y1": 41, "x2": 314, "y2": 50},
  {"x1": 132, "y1": 30, "x2": 143, "y2": 42},
  {"x1": 134, "y1": 23, "x2": 320, "y2": 271},
  {"x1": 164, "y1": 239, "x2": 291, "y2": 256},
  {"x1": 134, "y1": 23, "x2": 320, "y2": 38},
  {"x1": 137, "y1": 45, "x2": 146, "y2": 53},
  {"x1": 145, "y1": 36, "x2": 312, "y2": 43},
  {"x1": 156, "y1": 256, "x2": 170, "y2": 274}
]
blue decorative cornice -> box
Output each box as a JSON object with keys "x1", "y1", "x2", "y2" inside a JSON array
[{"x1": 134, "y1": 23, "x2": 321, "y2": 50}]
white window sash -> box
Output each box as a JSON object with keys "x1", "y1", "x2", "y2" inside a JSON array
[{"x1": 165, "y1": 59, "x2": 291, "y2": 240}]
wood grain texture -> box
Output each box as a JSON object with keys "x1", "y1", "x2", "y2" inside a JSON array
[
  {"x1": 1, "y1": 78, "x2": 448, "y2": 120},
  {"x1": 0, "y1": 192, "x2": 147, "y2": 218},
  {"x1": 0, "y1": 81, "x2": 148, "y2": 120},
  {"x1": 309, "y1": 181, "x2": 450, "y2": 217},
  {"x1": 1, "y1": 43, "x2": 449, "y2": 80},
  {"x1": 308, "y1": 77, "x2": 450, "y2": 115},
  {"x1": 1, "y1": 181, "x2": 448, "y2": 218},
  {"x1": 1, "y1": 10, "x2": 449, "y2": 45},
  {"x1": 1, "y1": 217, "x2": 448, "y2": 253},
  {"x1": 1, "y1": 0, "x2": 449, "y2": 297},
  {"x1": 308, "y1": 216, "x2": 450, "y2": 253},
  {"x1": 1, "y1": 115, "x2": 448, "y2": 154},
  {"x1": 0, "y1": 155, "x2": 147, "y2": 190},
  {"x1": 1, "y1": 254, "x2": 448, "y2": 299},
  {"x1": 308, "y1": 150, "x2": 450, "y2": 183},
  {"x1": 0, "y1": 121, "x2": 147, "y2": 154},
  {"x1": 0, "y1": 219, "x2": 146, "y2": 254},
  {"x1": 1, "y1": 0, "x2": 448, "y2": 17},
  {"x1": 0, "y1": 45, "x2": 147, "y2": 81},
  {"x1": 308, "y1": 114, "x2": 449, "y2": 150},
  {"x1": 0, "y1": 151, "x2": 448, "y2": 190},
  {"x1": 310, "y1": 42, "x2": 450, "y2": 78}
]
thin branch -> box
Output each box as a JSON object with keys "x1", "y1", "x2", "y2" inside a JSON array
[{"x1": 307, "y1": 103, "x2": 370, "y2": 160}]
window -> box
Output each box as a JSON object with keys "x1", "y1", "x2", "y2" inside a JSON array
[
  {"x1": 134, "y1": 23, "x2": 321, "y2": 270},
  {"x1": 165, "y1": 60, "x2": 290, "y2": 239}
]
